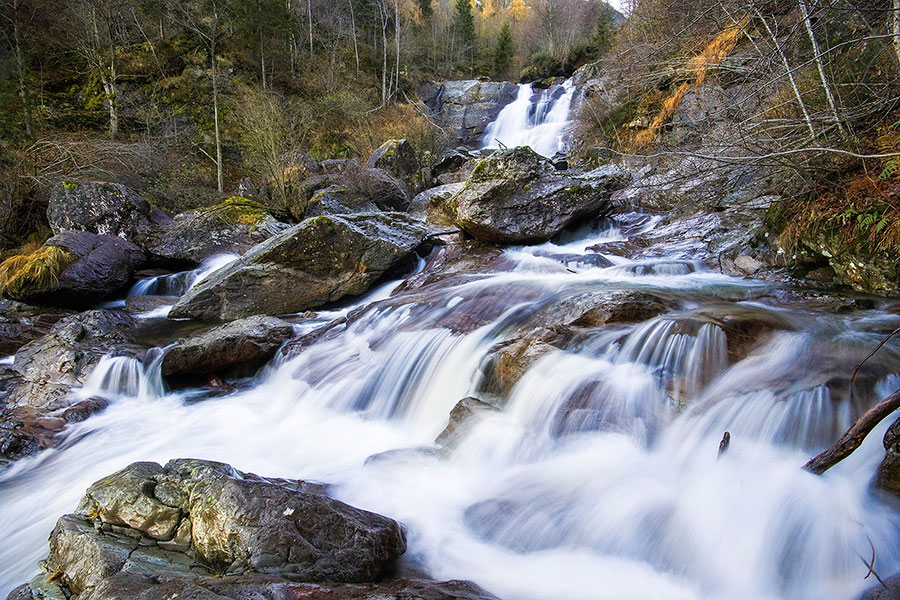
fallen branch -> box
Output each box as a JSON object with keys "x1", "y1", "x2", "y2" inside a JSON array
[
  {"x1": 850, "y1": 325, "x2": 900, "y2": 386},
  {"x1": 804, "y1": 389, "x2": 900, "y2": 475}
]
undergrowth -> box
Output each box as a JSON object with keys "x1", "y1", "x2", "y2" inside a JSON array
[{"x1": 0, "y1": 245, "x2": 76, "y2": 296}]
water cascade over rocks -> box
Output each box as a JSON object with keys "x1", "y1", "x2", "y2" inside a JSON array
[
  {"x1": 2, "y1": 211, "x2": 900, "y2": 600},
  {"x1": 482, "y1": 80, "x2": 577, "y2": 158}
]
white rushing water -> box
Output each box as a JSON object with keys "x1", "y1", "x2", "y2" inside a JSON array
[
  {"x1": 1, "y1": 217, "x2": 900, "y2": 600},
  {"x1": 482, "y1": 79, "x2": 577, "y2": 158}
]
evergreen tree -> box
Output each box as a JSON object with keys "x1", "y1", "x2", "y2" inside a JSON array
[
  {"x1": 453, "y1": 0, "x2": 475, "y2": 74},
  {"x1": 417, "y1": 0, "x2": 432, "y2": 21},
  {"x1": 493, "y1": 21, "x2": 514, "y2": 79},
  {"x1": 591, "y1": 6, "x2": 616, "y2": 59}
]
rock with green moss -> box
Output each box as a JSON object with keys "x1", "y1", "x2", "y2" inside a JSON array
[
  {"x1": 365, "y1": 139, "x2": 421, "y2": 190},
  {"x1": 48, "y1": 182, "x2": 154, "y2": 245},
  {"x1": 147, "y1": 197, "x2": 289, "y2": 267},
  {"x1": 454, "y1": 148, "x2": 630, "y2": 244},
  {"x1": 169, "y1": 213, "x2": 428, "y2": 321},
  {"x1": 0, "y1": 231, "x2": 145, "y2": 306}
]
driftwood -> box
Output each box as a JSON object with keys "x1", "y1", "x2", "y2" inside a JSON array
[{"x1": 804, "y1": 389, "x2": 900, "y2": 475}]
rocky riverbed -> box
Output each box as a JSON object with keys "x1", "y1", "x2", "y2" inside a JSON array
[{"x1": 2, "y1": 136, "x2": 900, "y2": 600}]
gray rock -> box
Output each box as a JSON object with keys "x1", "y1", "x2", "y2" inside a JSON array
[
  {"x1": 9, "y1": 309, "x2": 141, "y2": 409},
  {"x1": 436, "y1": 397, "x2": 499, "y2": 446},
  {"x1": 33, "y1": 459, "x2": 406, "y2": 595},
  {"x1": 365, "y1": 139, "x2": 421, "y2": 190},
  {"x1": 422, "y1": 80, "x2": 518, "y2": 146},
  {"x1": 0, "y1": 301, "x2": 73, "y2": 355},
  {"x1": 161, "y1": 315, "x2": 294, "y2": 376},
  {"x1": 455, "y1": 148, "x2": 629, "y2": 244},
  {"x1": 304, "y1": 185, "x2": 380, "y2": 218},
  {"x1": 169, "y1": 213, "x2": 427, "y2": 321},
  {"x1": 409, "y1": 182, "x2": 465, "y2": 226},
  {"x1": 48, "y1": 182, "x2": 154, "y2": 245},
  {"x1": 147, "y1": 200, "x2": 289, "y2": 267}
]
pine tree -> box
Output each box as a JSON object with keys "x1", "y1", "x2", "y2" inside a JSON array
[
  {"x1": 417, "y1": 0, "x2": 432, "y2": 21},
  {"x1": 493, "y1": 21, "x2": 514, "y2": 79},
  {"x1": 453, "y1": 0, "x2": 476, "y2": 74}
]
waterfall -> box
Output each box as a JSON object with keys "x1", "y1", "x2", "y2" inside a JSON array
[
  {"x1": 482, "y1": 79, "x2": 577, "y2": 158},
  {"x1": 128, "y1": 253, "x2": 239, "y2": 298}
]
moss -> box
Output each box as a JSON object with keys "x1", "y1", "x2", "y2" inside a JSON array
[
  {"x1": 0, "y1": 245, "x2": 77, "y2": 296},
  {"x1": 201, "y1": 197, "x2": 269, "y2": 227},
  {"x1": 61, "y1": 181, "x2": 77, "y2": 190}
]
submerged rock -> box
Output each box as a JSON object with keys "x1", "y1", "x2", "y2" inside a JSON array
[
  {"x1": 48, "y1": 181, "x2": 154, "y2": 245},
  {"x1": 161, "y1": 315, "x2": 294, "y2": 376},
  {"x1": 435, "y1": 397, "x2": 500, "y2": 447},
  {"x1": 170, "y1": 213, "x2": 427, "y2": 321},
  {"x1": 454, "y1": 148, "x2": 629, "y2": 244}
]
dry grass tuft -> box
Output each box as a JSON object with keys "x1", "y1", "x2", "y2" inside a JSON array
[{"x1": 0, "y1": 245, "x2": 76, "y2": 296}]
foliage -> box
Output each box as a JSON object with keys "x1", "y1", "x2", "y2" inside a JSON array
[
  {"x1": 493, "y1": 21, "x2": 514, "y2": 79},
  {"x1": 0, "y1": 244, "x2": 76, "y2": 296}
]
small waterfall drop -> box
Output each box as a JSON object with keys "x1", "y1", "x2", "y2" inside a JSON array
[{"x1": 482, "y1": 79, "x2": 577, "y2": 158}]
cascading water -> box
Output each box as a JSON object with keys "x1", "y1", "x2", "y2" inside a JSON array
[
  {"x1": 482, "y1": 79, "x2": 577, "y2": 158},
  {"x1": 1, "y1": 214, "x2": 900, "y2": 600}
]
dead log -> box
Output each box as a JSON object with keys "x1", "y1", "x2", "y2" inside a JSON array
[{"x1": 804, "y1": 389, "x2": 900, "y2": 475}]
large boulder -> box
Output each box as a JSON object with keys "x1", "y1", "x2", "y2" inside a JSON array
[
  {"x1": 169, "y1": 213, "x2": 427, "y2": 321},
  {"x1": 0, "y1": 231, "x2": 145, "y2": 306},
  {"x1": 366, "y1": 139, "x2": 421, "y2": 190},
  {"x1": 304, "y1": 186, "x2": 380, "y2": 218},
  {"x1": 409, "y1": 182, "x2": 466, "y2": 226},
  {"x1": 147, "y1": 198, "x2": 289, "y2": 267},
  {"x1": 454, "y1": 148, "x2": 630, "y2": 244},
  {"x1": 48, "y1": 182, "x2": 154, "y2": 244},
  {"x1": 161, "y1": 315, "x2": 294, "y2": 376},
  {"x1": 9, "y1": 458, "x2": 410, "y2": 599}
]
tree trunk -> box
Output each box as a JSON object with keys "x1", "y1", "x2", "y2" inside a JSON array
[
  {"x1": 757, "y1": 9, "x2": 816, "y2": 140},
  {"x1": 349, "y1": 0, "x2": 359, "y2": 75},
  {"x1": 260, "y1": 32, "x2": 267, "y2": 89},
  {"x1": 894, "y1": 0, "x2": 900, "y2": 69},
  {"x1": 11, "y1": 0, "x2": 34, "y2": 138},
  {"x1": 307, "y1": 0, "x2": 313, "y2": 59},
  {"x1": 211, "y1": 28, "x2": 224, "y2": 193},
  {"x1": 381, "y1": 4, "x2": 387, "y2": 105},
  {"x1": 799, "y1": 0, "x2": 845, "y2": 136},
  {"x1": 394, "y1": 0, "x2": 400, "y2": 99}
]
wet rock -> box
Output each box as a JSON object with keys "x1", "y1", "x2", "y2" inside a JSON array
[
  {"x1": 479, "y1": 332, "x2": 559, "y2": 397},
  {"x1": 2, "y1": 231, "x2": 146, "y2": 307},
  {"x1": 59, "y1": 396, "x2": 109, "y2": 423},
  {"x1": 0, "y1": 405, "x2": 66, "y2": 463},
  {"x1": 366, "y1": 139, "x2": 420, "y2": 190},
  {"x1": 304, "y1": 185, "x2": 380, "y2": 218},
  {"x1": 0, "y1": 300, "x2": 73, "y2": 355},
  {"x1": 147, "y1": 198, "x2": 289, "y2": 267},
  {"x1": 877, "y1": 416, "x2": 900, "y2": 500},
  {"x1": 455, "y1": 148, "x2": 629, "y2": 244},
  {"x1": 860, "y1": 572, "x2": 900, "y2": 600},
  {"x1": 21, "y1": 458, "x2": 407, "y2": 597},
  {"x1": 732, "y1": 254, "x2": 765, "y2": 275},
  {"x1": 534, "y1": 289, "x2": 674, "y2": 329},
  {"x1": 8, "y1": 310, "x2": 142, "y2": 409},
  {"x1": 124, "y1": 295, "x2": 178, "y2": 315},
  {"x1": 409, "y1": 182, "x2": 465, "y2": 226},
  {"x1": 170, "y1": 213, "x2": 427, "y2": 321},
  {"x1": 161, "y1": 315, "x2": 294, "y2": 376},
  {"x1": 47, "y1": 181, "x2": 156, "y2": 247},
  {"x1": 435, "y1": 397, "x2": 499, "y2": 446}
]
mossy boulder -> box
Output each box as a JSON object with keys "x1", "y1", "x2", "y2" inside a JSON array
[
  {"x1": 0, "y1": 231, "x2": 145, "y2": 306},
  {"x1": 169, "y1": 213, "x2": 428, "y2": 321},
  {"x1": 454, "y1": 148, "x2": 630, "y2": 244},
  {"x1": 147, "y1": 197, "x2": 289, "y2": 267},
  {"x1": 304, "y1": 186, "x2": 380, "y2": 218}
]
